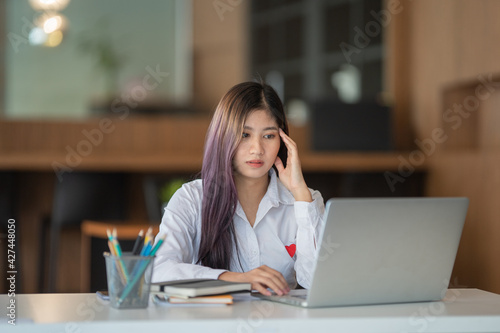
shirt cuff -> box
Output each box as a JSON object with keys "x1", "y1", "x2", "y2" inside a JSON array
[
  {"x1": 198, "y1": 268, "x2": 228, "y2": 280},
  {"x1": 294, "y1": 197, "x2": 322, "y2": 227}
]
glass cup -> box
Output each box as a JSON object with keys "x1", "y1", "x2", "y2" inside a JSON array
[{"x1": 103, "y1": 252, "x2": 155, "y2": 309}]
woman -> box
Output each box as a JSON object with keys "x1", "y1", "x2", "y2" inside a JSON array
[{"x1": 153, "y1": 81, "x2": 324, "y2": 295}]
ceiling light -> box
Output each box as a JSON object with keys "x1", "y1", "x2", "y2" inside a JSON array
[{"x1": 29, "y1": 0, "x2": 70, "y2": 11}]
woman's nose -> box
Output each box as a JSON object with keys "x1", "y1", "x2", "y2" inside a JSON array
[{"x1": 250, "y1": 138, "x2": 263, "y2": 155}]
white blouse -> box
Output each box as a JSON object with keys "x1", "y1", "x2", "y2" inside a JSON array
[{"x1": 152, "y1": 169, "x2": 325, "y2": 289}]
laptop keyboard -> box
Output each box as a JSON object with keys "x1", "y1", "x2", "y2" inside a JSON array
[{"x1": 271, "y1": 290, "x2": 308, "y2": 299}]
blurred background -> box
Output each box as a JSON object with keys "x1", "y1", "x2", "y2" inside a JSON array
[{"x1": 0, "y1": 0, "x2": 499, "y2": 295}]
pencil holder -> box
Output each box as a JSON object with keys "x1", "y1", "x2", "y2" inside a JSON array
[{"x1": 103, "y1": 252, "x2": 155, "y2": 309}]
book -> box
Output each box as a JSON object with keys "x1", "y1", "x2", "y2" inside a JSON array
[
  {"x1": 150, "y1": 278, "x2": 251, "y2": 297},
  {"x1": 169, "y1": 295, "x2": 233, "y2": 304},
  {"x1": 152, "y1": 294, "x2": 229, "y2": 307}
]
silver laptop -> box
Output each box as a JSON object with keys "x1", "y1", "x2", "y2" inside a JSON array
[{"x1": 254, "y1": 197, "x2": 469, "y2": 308}]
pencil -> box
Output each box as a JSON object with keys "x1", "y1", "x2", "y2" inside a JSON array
[
  {"x1": 132, "y1": 229, "x2": 144, "y2": 255},
  {"x1": 107, "y1": 240, "x2": 117, "y2": 256},
  {"x1": 112, "y1": 228, "x2": 124, "y2": 256},
  {"x1": 118, "y1": 234, "x2": 166, "y2": 305},
  {"x1": 107, "y1": 228, "x2": 129, "y2": 283},
  {"x1": 143, "y1": 227, "x2": 153, "y2": 247},
  {"x1": 140, "y1": 241, "x2": 152, "y2": 256},
  {"x1": 107, "y1": 241, "x2": 127, "y2": 285},
  {"x1": 149, "y1": 235, "x2": 166, "y2": 256}
]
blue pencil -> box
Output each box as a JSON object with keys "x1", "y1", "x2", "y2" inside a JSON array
[{"x1": 149, "y1": 235, "x2": 166, "y2": 256}]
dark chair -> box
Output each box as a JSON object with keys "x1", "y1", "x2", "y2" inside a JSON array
[{"x1": 44, "y1": 172, "x2": 127, "y2": 292}]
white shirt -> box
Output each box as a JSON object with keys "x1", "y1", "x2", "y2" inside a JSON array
[{"x1": 152, "y1": 169, "x2": 325, "y2": 289}]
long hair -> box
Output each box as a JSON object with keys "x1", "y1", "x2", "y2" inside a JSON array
[{"x1": 197, "y1": 81, "x2": 289, "y2": 269}]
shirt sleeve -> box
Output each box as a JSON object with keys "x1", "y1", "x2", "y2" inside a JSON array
[
  {"x1": 293, "y1": 189, "x2": 325, "y2": 289},
  {"x1": 151, "y1": 182, "x2": 227, "y2": 282}
]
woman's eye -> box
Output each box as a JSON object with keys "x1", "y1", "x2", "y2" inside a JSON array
[
  {"x1": 264, "y1": 134, "x2": 275, "y2": 139},
  {"x1": 242, "y1": 133, "x2": 249, "y2": 138}
]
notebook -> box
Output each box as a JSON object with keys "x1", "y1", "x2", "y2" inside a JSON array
[
  {"x1": 151, "y1": 279, "x2": 251, "y2": 297},
  {"x1": 253, "y1": 197, "x2": 469, "y2": 308}
]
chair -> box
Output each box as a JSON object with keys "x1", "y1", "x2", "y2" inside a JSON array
[
  {"x1": 44, "y1": 172, "x2": 127, "y2": 292},
  {"x1": 80, "y1": 220, "x2": 159, "y2": 292}
]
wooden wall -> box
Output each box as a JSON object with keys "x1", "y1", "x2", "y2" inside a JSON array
[
  {"x1": 398, "y1": 0, "x2": 500, "y2": 293},
  {"x1": 192, "y1": 0, "x2": 249, "y2": 113}
]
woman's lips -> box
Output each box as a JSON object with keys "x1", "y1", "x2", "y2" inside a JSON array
[{"x1": 246, "y1": 160, "x2": 264, "y2": 168}]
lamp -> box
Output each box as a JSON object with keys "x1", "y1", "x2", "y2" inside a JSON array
[
  {"x1": 28, "y1": 0, "x2": 70, "y2": 47},
  {"x1": 29, "y1": 0, "x2": 70, "y2": 11}
]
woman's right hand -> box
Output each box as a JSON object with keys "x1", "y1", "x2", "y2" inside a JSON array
[{"x1": 218, "y1": 265, "x2": 290, "y2": 296}]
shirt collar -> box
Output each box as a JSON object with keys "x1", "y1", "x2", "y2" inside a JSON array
[{"x1": 266, "y1": 168, "x2": 295, "y2": 206}]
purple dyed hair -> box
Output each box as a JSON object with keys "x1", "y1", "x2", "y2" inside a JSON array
[{"x1": 197, "y1": 81, "x2": 289, "y2": 269}]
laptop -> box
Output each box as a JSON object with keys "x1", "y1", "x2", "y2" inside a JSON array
[{"x1": 253, "y1": 197, "x2": 469, "y2": 308}]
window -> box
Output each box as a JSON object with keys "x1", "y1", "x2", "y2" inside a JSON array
[{"x1": 251, "y1": 0, "x2": 384, "y2": 103}]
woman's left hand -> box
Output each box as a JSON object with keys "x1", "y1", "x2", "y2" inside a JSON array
[{"x1": 274, "y1": 129, "x2": 313, "y2": 202}]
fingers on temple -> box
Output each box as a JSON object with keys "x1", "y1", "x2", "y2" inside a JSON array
[{"x1": 279, "y1": 130, "x2": 298, "y2": 156}]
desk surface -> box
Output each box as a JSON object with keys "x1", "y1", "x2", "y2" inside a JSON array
[{"x1": 2, "y1": 289, "x2": 500, "y2": 333}]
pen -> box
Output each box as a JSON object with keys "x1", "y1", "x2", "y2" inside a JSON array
[{"x1": 132, "y1": 229, "x2": 144, "y2": 255}]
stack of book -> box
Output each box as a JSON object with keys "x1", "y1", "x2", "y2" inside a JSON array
[{"x1": 151, "y1": 279, "x2": 251, "y2": 305}]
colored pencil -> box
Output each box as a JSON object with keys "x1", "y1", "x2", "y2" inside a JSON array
[
  {"x1": 132, "y1": 229, "x2": 144, "y2": 255},
  {"x1": 117, "y1": 234, "x2": 166, "y2": 305}
]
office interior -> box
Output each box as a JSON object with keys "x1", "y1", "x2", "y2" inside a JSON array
[{"x1": 0, "y1": 0, "x2": 498, "y2": 297}]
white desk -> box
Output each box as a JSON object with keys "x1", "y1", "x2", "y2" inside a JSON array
[{"x1": 2, "y1": 289, "x2": 500, "y2": 333}]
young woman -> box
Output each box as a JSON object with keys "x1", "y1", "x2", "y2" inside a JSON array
[{"x1": 152, "y1": 81, "x2": 324, "y2": 295}]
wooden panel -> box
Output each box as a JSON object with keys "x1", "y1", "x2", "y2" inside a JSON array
[
  {"x1": 398, "y1": 0, "x2": 500, "y2": 294},
  {"x1": 0, "y1": 117, "x2": 423, "y2": 173},
  {"x1": 384, "y1": 0, "x2": 413, "y2": 150},
  {"x1": 0, "y1": 116, "x2": 210, "y2": 155},
  {"x1": 479, "y1": 90, "x2": 500, "y2": 150},
  {"x1": 441, "y1": 81, "x2": 480, "y2": 150},
  {"x1": 426, "y1": 153, "x2": 500, "y2": 294},
  {"x1": 192, "y1": 0, "x2": 249, "y2": 113}
]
